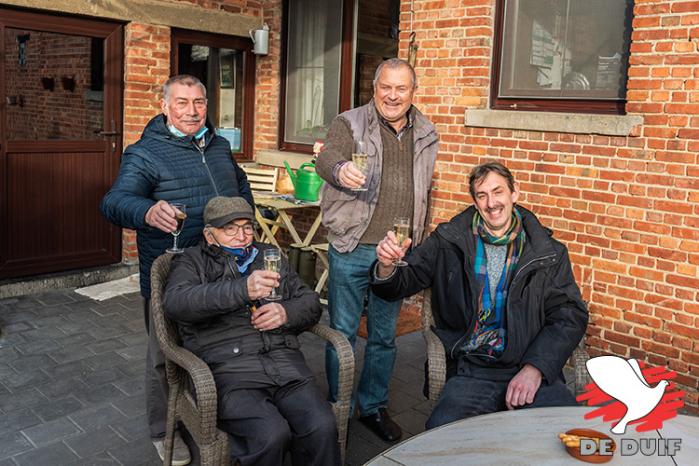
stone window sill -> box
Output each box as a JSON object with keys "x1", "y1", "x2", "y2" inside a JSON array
[
  {"x1": 465, "y1": 109, "x2": 642, "y2": 136},
  {"x1": 255, "y1": 149, "x2": 314, "y2": 169}
]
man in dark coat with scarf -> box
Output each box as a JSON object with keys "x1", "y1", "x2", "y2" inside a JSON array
[
  {"x1": 164, "y1": 196, "x2": 340, "y2": 466},
  {"x1": 100, "y1": 75, "x2": 252, "y2": 463},
  {"x1": 371, "y1": 161, "x2": 588, "y2": 429}
]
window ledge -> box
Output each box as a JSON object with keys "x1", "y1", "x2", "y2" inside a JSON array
[
  {"x1": 255, "y1": 149, "x2": 314, "y2": 169},
  {"x1": 465, "y1": 109, "x2": 642, "y2": 136}
]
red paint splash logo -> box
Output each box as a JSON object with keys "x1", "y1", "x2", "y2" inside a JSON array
[{"x1": 576, "y1": 360, "x2": 685, "y2": 433}]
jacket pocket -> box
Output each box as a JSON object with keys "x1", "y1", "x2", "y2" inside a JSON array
[{"x1": 320, "y1": 185, "x2": 360, "y2": 236}]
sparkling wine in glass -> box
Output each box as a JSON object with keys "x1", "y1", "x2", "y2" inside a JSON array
[
  {"x1": 351, "y1": 140, "x2": 368, "y2": 192},
  {"x1": 263, "y1": 249, "x2": 282, "y2": 301},
  {"x1": 167, "y1": 203, "x2": 187, "y2": 254},
  {"x1": 393, "y1": 216, "x2": 411, "y2": 267}
]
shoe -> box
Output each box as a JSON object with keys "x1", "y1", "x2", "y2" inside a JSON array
[
  {"x1": 152, "y1": 431, "x2": 192, "y2": 466},
  {"x1": 359, "y1": 408, "x2": 402, "y2": 442}
]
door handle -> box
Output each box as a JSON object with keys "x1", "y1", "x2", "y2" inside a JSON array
[{"x1": 97, "y1": 131, "x2": 120, "y2": 136}]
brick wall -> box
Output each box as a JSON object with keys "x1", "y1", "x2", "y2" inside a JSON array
[
  {"x1": 396, "y1": 0, "x2": 699, "y2": 413},
  {"x1": 4, "y1": 29, "x2": 102, "y2": 140}
]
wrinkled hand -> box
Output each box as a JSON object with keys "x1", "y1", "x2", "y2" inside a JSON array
[
  {"x1": 251, "y1": 303, "x2": 288, "y2": 331},
  {"x1": 506, "y1": 364, "x2": 542, "y2": 409},
  {"x1": 338, "y1": 162, "x2": 366, "y2": 189},
  {"x1": 145, "y1": 200, "x2": 179, "y2": 233},
  {"x1": 247, "y1": 270, "x2": 280, "y2": 301},
  {"x1": 375, "y1": 231, "x2": 411, "y2": 278}
]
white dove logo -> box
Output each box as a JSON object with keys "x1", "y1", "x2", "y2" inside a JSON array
[{"x1": 585, "y1": 356, "x2": 669, "y2": 435}]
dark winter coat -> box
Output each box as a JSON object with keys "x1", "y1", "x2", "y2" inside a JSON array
[
  {"x1": 163, "y1": 242, "x2": 321, "y2": 393},
  {"x1": 100, "y1": 114, "x2": 253, "y2": 297},
  {"x1": 371, "y1": 205, "x2": 588, "y2": 384}
]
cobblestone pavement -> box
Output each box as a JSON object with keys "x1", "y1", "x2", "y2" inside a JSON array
[{"x1": 0, "y1": 289, "x2": 432, "y2": 466}]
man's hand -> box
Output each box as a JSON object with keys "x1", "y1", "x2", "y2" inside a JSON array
[
  {"x1": 145, "y1": 200, "x2": 179, "y2": 233},
  {"x1": 375, "y1": 231, "x2": 411, "y2": 278},
  {"x1": 247, "y1": 270, "x2": 280, "y2": 300},
  {"x1": 338, "y1": 162, "x2": 366, "y2": 189},
  {"x1": 506, "y1": 364, "x2": 542, "y2": 409},
  {"x1": 251, "y1": 302, "x2": 288, "y2": 331}
]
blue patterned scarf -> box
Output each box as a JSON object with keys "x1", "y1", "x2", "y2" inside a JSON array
[{"x1": 462, "y1": 208, "x2": 525, "y2": 360}]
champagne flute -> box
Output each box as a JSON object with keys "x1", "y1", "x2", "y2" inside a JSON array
[
  {"x1": 263, "y1": 248, "x2": 282, "y2": 301},
  {"x1": 392, "y1": 216, "x2": 411, "y2": 267},
  {"x1": 166, "y1": 203, "x2": 187, "y2": 254},
  {"x1": 351, "y1": 140, "x2": 368, "y2": 192}
]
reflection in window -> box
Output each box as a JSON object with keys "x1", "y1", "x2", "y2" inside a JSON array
[
  {"x1": 498, "y1": 0, "x2": 633, "y2": 100},
  {"x1": 177, "y1": 44, "x2": 244, "y2": 152},
  {"x1": 284, "y1": 0, "x2": 343, "y2": 145},
  {"x1": 4, "y1": 28, "x2": 104, "y2": 140}
]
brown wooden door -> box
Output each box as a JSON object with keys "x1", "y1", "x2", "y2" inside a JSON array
[{"x1": 0, "y1": 9, "x2": 123, "y2": 278}]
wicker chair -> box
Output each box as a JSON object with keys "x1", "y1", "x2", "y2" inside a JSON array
[
  {"x1": 421, "y1": 288, "x2": 591, "y2": 401},
  {"x1": 150, "y1": 254, "x2": 355, "y2": 466}
]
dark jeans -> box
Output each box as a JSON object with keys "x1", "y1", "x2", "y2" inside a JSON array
[
  {"x1": 219, "y1": 378, "x2": 341, "y2": 466},
  {"x1": 426, "y1": 360, "x2": 577, "y2": 429},
  {"x1": 144, "y1": 298, "x2": 168, "y2": 439}
]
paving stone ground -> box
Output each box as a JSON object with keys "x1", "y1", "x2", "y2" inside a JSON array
[{"x1": 0, "y1": 289, "x2": 433, "y2": 465}]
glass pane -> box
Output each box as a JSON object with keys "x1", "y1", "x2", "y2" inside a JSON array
[
  {"x1": 4, "y1": 28, "x2": 104, "y2": 140},
  {"x1": 499, "y1": 0, "x2": 632, "y2": 100},
  {"x1": 284, "y1": 0, "x2": 343, "y2": 144},
  {"x1": 177, "y1": 44, "x2": 245, "y2": 153}
]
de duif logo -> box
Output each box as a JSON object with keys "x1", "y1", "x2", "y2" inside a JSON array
[{"x1": 577, "y1": 355, "x2": 685, "y2": 433}]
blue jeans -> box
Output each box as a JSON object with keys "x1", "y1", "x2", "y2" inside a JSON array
[{"x1": 325, "y1": 244, "x2": 402, "y2": 416}]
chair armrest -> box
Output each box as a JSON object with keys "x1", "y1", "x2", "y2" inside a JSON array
[
  {"x1": 159, "y1": 341, "x2": 220, "y2": 440},
  {"x1": 309, "y1": 323, "x2": 355, "y2": 395},
  {"x1": 570, "y1": 342, "x2": 591, "y2": 396},
  {"x1": 423, "y1": 327, "x2": 446, "y2": 400}
]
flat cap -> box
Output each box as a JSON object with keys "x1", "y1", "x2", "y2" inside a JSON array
[{"x1": 203, "y1": 196, "x2": 254, "y2": 227}]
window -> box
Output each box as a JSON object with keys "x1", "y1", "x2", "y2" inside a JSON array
[
  {"x1": 280, "y1": 0, "x2": 400, "y2": 152},
  {"x1": 491, "y1": 0, "x2": 633, "y2": 114},
  {"x1": 171, "y1": 29, "x2": 255, "y2": 159}
]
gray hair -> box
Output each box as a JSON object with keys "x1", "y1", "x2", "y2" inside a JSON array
[
  {"x1": 163, "y1": 74, "x2": 207, "y2": 101},
  {"x1": 373, "y1": 58, "x2": 417, "y2": 89},
  {"x1": 468, "y1": 161, "x2": 516, "y2": 199}
]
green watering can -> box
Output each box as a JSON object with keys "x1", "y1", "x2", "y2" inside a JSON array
[{"x1": 284, "y1": 161, "x2": 324, "y2": 202}]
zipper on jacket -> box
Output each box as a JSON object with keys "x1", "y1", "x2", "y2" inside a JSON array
[
  {"x1": 448, "y1": 252, "x2": 556, "y2": 360},
  {"x1": 195, "y1": 143, "x2": 220, "y2": 196}
]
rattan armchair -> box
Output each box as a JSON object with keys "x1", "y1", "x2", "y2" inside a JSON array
[
  {"x1": 421, "y1": 289, "x2": 591, "y2": 401},
  {"x1": 150, "y1": 254, "x2": 355, "y2": 466}
]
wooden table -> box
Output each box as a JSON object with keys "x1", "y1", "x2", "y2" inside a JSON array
[
  {"x1": 253, "y1": 193, "x2": 323, "y2": 248},
  {"x1": 365, "y1": 406, "x2": 698, "y2": 465}
]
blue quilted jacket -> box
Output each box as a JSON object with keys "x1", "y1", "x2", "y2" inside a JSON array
[{"x1": 100, "y1": 114, "x2": 253, "y2": 297}]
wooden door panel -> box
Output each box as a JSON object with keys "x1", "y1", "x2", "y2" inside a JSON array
[{"x1": 0, "y1": 9, "x2": 123, "y2": 279}]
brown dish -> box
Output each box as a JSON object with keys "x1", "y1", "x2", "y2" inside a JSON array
[{"x1": 561, "y1": 428, "x2": 616, "y2": 464}]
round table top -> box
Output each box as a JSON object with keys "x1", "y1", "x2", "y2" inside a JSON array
[{"x1": 365, "y1": 406, "x2": 698, "y2": 466}]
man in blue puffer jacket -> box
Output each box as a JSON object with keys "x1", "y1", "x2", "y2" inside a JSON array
[{"x1": 100, "y1": 74, "x2": 252, "y2": 465}]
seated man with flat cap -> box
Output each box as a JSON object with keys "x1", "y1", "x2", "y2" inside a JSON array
[{"x1": 164, "y1": 196, "x2": 340, "y2": 466}]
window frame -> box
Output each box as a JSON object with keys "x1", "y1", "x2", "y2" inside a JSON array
[
  {"x1": 490, "y1": 0, "x2": 628, "y2": 115},
  {"x1": 278, "y1": 0, "x2": 356, "y2": 153},
  {"x1": 170, "y1": 28, "x2": 256, "y2": 161}
]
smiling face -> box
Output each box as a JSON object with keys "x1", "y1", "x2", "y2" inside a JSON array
[
  {"x1": 205, "y1": 219, "x2": 255, "y2": 249},
  {"x1": 472, "y1": 171, "x2": 520, "y2": 237},
  {"x1": 373, "y1": 65, "x2": 415, "y2": 131},
  {"x1": 161, "y1": 82, "x2": 207, "y2": 136}
]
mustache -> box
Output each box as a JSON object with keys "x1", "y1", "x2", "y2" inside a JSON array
[{"x1": 485, "y1": 204, "x2": 505, "y2": 213}]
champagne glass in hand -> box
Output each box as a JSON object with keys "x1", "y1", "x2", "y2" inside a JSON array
[
  {"x1": 392, "y1": 216, "x2": 411, "y2": 266},
  {"x1": 263, "y1": 249, "x2": 282, "y2": 301},
  {"x1": 351, "y1": 140, "x2": 368, "y2": 192},
  {"x1": 166, "y1": 203, "x2": 187, "y2": 254}
]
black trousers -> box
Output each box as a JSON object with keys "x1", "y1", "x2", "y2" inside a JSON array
[{"x1": 219, "y1": 378, "x2": 341, "y2": 466}]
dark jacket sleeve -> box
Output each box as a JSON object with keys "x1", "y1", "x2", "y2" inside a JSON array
[
  {"x1": 163, "y1": 252, "x2": 251, "y2": 324},
  {"x1": 234, "y1": 161, "x2": 255, "y2": 207},
  {"x1": 315, "y1": 117, "x2": 354, "y2": 187},
  {"x1": 99, "y1": 147, "x2": 157, "y2": 230},
  {"x1": 520, "y1": 248, "x2": 588, "y2": 384},
  {"x1": 370, "y1": 233, "x2": 440, "y2": 301},
  {"x1": 280, "y1": 261, "x2": 321, "y2": 333}
]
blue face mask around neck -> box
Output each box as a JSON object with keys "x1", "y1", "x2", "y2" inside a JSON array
[
  {"x1": 221, "y1": 245, "x2": 258, "y2": 274},
  {"x1": 168, "y1": 124, "x2": 208, "y2": 140}
]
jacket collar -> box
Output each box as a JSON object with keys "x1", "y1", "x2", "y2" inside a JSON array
[{"x1": 435, "y1": 205, "x2": 556, "y2": 261}]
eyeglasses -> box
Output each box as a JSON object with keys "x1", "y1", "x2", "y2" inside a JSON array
[{"x1": 221, "y1": 223, "x2": 255, "y2": 236}]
